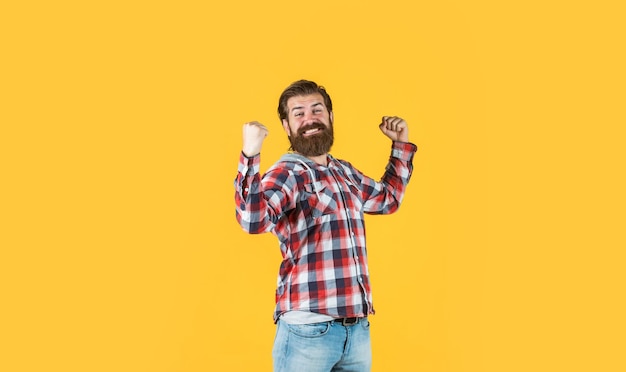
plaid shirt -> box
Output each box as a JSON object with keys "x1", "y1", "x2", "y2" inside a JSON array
[{"x1": 234, "y1": 141, "x2": 417, "y2": 322}]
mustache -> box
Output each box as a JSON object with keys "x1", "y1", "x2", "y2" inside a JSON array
[{"x1": 297, "y1": 121, "x2": 326, "y2": 136}]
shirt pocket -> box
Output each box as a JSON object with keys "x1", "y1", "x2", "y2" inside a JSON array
[{"x1": 301, "y1": 181, "x2": 338, "y2": 218}]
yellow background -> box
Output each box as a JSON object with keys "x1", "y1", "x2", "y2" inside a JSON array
[{"x1": 2, "y1": 1, "x2": 625, "y2": 371}]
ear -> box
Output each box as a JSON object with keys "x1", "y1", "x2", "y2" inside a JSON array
[
  {"x1": 282, "y1": 119, "x2": 291, "y2": 136},
  {"x1": 330, "y1": 111, "x2": 334, "y2": 124}
]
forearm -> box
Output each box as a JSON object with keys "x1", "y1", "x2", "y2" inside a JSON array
[
  {"x1": 234, "y1": 152, "x2": 293, "y2": 234},
  {"x1": 234, "y1": 152, "x2": 275, "y2": 233},
  {"x1": 364, "y1": 141, "x2": 418, "y2": 214}
]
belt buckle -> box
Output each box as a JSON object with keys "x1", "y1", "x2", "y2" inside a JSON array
[{"x1": 341, "y1": 317, "x2": 358, "y2": 326}]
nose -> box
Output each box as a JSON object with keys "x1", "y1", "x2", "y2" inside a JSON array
[{"x1": 301, "y1": 112, "x2": 317, "y2": 126}]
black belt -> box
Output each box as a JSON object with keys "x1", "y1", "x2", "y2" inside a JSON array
[{"x1": 333, "y1": 317, "x2": 361, "y2": 326}]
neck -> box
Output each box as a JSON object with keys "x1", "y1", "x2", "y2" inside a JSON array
[{"x1": 301, "y1": 153, "x2": 328, "y2": 166}]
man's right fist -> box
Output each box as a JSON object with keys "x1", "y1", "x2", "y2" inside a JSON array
[{"x1": 242, "y1": 121, "x2": 269, "y2": 157}]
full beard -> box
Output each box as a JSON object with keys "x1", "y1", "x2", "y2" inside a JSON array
[{"x1": 289, "y1": 122, "x2": 334, "y2": 157}]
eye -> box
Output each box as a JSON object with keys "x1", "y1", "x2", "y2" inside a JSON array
[{"x1": 294, "y1": 112, "x2": 303, "y2": 117}]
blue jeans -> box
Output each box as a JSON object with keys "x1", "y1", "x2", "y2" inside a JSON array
[{"x1": 272, "y1": 318, "x2": 372, "y2": 372}]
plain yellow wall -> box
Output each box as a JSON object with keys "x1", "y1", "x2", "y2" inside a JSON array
[{"x1": 2, "y1": 1, "x2": 625, "y2": 371}]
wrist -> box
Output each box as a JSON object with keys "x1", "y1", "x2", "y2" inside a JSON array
[{"x1": 242, "y1": 150, "x2": 259, "y2": 158}]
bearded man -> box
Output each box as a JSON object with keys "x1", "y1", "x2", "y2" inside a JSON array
[{"x1": 234, "y1": 79, "x2": 418, "y2": 372}]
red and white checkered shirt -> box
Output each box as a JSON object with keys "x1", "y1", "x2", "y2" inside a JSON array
[{"x1": 234, "y1": 141, "x2": 417, "y2": 322}]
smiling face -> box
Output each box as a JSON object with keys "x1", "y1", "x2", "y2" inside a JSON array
[{"x1": 282, "y1": 93, "x2": 334, "y2": 157}]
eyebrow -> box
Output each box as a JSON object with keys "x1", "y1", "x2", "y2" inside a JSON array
[{"x1": 290, "y1": 102, "x2": 324, "y2": 112}]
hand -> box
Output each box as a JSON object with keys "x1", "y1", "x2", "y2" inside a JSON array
[
  {"x1": 378, "y1": 116, "x2": 409, "y2": 142},
  {"x1": 242, "y1": 121, "x2": 269, "y2": 157}
]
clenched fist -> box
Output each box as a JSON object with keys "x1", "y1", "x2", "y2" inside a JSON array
[
  {"x1": 379, "y1": 116, "x2": 409, "y2": 143},
  {"x1": 242, "y1": 121, "x2": 269, "y2": 157}
]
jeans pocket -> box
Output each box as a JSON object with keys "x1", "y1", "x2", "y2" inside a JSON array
[
  {"x1": 360, "y1": 318, "x2": 370, "y2": 330},
  {"x1": 287, "y1": 322, "x2": 331, "y2": 338}
]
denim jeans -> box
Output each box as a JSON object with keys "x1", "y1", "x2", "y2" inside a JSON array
[{"x1": 272, "y1": 318, "x2": 372, "y2": 372}]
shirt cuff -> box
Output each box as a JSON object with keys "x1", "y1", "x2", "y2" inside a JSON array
[
  {"x1": 238, "y1": 151, "x2": 261, "y2": 176},
  {"x1": 391, "y1": 141, "x2": 418, "y2": 161}
]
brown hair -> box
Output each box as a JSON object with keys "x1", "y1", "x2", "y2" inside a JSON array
[{"x1": 277, "y1": 80, "x2": 333, "y2": 121}]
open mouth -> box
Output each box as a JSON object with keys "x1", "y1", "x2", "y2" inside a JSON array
[
  {"x1": 302, "y1": 127, "x2": 323, "y2": 136},
  {"x1": 299, "y1": 123, "x2": 326, "y2": 137}
]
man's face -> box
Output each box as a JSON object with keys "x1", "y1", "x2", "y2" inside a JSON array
[{"x1": 282, "y1": 93, "x2": 334, "y2": 157}]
